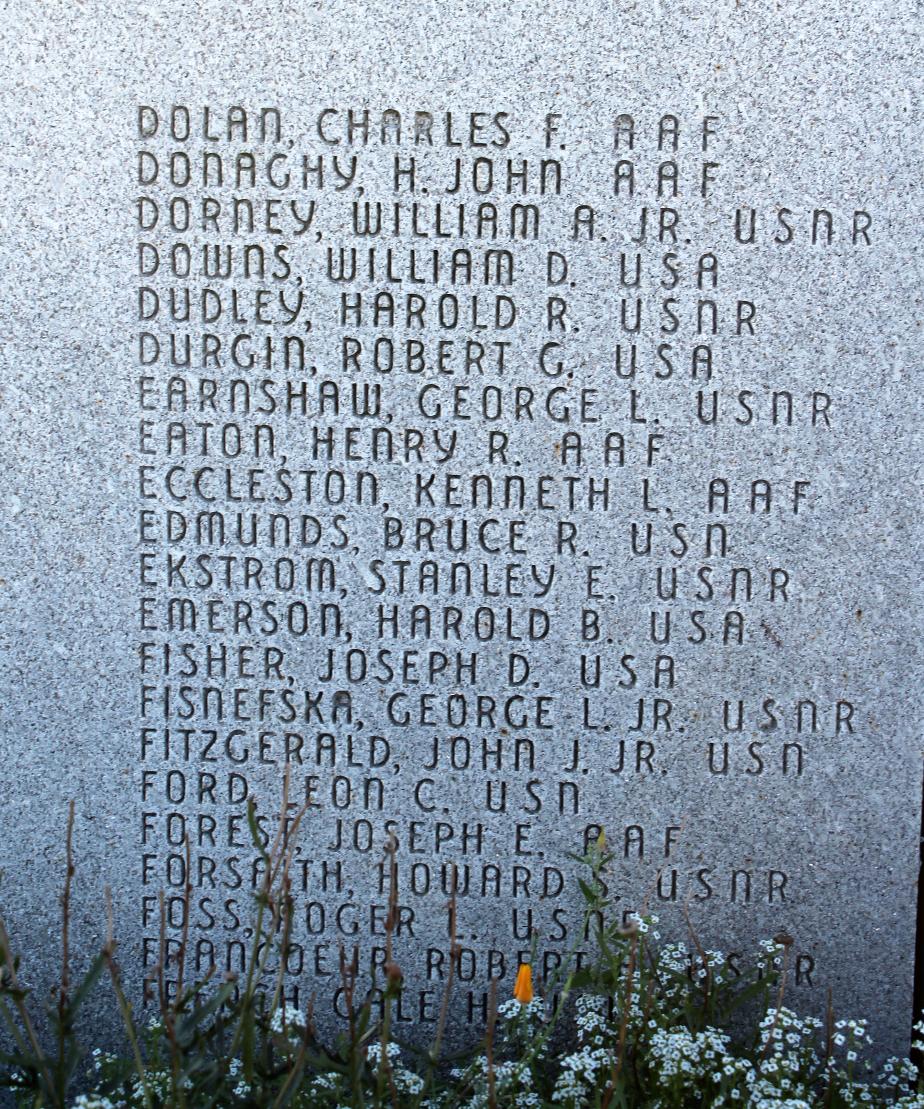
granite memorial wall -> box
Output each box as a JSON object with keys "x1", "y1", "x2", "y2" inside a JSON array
[{"x1": 0, "y1": 0, "x2": 921, "y2": 1056}]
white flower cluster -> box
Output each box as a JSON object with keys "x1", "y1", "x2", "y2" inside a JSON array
[
  {"x1": 655, "y1": 941, "x2": 693, "y2": 1017},
  {"x1": 366, "y1": 1036, "x2": 425, "y2": 1096},
  {"x1": 756, "y1": 938, "x2": 786, "y2": 973},
  {"x1": 550, "y1": 992, "x2": 922, "y2": 1109},
  {"x1": 366, "y1": 1040, "x2": 401, "y2": 1065},
  {"x1": 658, "y1": 940, "x2": 691, "y2": 975},
  {"x1": 551, "y1": 997, "x2": 616, "y2": 1106},
  {"x1": 270, "y1": 1002, "x2": 308, "y2": 1036},
  {"x1": 498, "y1": 996, "x2": 546, "y2": 1023},
  {"x1": 303, "y1": 1070, "x2": 342, "y2": 1102},
  {"x1": 649, "y1": 1024, "x2": 750, "y2": 1092},
  {"x1": 453, "y1": 1057, "x2": 539, "y2": 1109},
  {"x1": 626, "y1": 911, "x2": 661, "y2": 938},
  {"x1": 551, "y1": 1044, "x2": 611, "y2": 1106},
  {"x1": 574, "y1": 994, "x2": 609, "y2": 1047},
  {"x1": 58, "y1": 963, "x2": 924, "y2": 1108}
]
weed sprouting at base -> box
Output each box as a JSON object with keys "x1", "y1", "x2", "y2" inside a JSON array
[{"x1": 0, "y1": 794, "x2": 921, "y2": 1108}]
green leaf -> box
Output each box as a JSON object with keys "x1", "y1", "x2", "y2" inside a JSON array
[{"x1": 60, "y1": 951, "x2": 108, "y2": 1027}]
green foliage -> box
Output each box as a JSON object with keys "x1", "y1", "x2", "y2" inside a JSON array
[{"x1": 0, "y1": 801, "x2": 921, "y2": 1108}]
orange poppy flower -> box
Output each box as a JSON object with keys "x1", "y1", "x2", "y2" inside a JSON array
[{"x1": 513, "y1": 963, "x2": 533, "y2": 1004}]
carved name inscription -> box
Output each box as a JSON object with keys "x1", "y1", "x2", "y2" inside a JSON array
[{"x1": 133, "y1": 104, "x2": 891, "y2": 1030}]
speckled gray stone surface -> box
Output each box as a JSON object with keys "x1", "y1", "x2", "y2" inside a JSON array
[{"x1": 0, "y1": 0, "x2": 922, "y2": 1060}]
